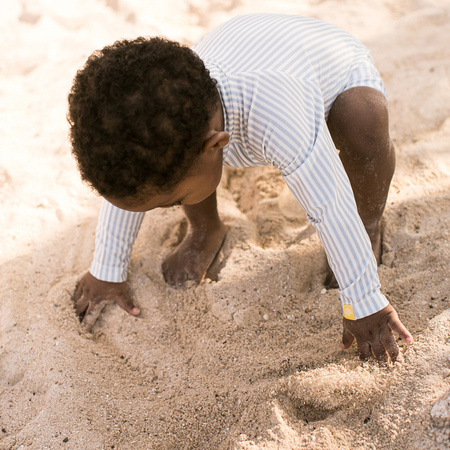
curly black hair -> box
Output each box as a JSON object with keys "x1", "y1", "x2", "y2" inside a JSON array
[{"x1": 68, "y1": 36, "x2": 219, "y2": 199}]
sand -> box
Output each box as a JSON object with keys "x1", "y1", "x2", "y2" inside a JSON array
[{"x1": 1, "y1": 0, "x2": 449, "y2": 448}]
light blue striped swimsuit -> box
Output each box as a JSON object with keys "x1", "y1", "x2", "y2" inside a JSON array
[{"x1": 90, "y1": 14, "x2": 389, "y2": 319}]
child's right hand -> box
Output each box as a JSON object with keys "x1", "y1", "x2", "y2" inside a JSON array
[{"x1": 73, "y1": 272, "x2": 140, "y2": 331}]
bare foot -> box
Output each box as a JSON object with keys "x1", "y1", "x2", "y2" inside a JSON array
[
  {"x1": 162, "y1": 222, "x2": 228, "y2": 288},
  {"x1": 325, "y1": 219, "x2": 382, "y2": 290}
]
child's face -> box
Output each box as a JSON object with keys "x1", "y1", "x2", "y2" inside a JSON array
[{"x1": 106, "y1": 147, "x2": 224, "y2": 212}]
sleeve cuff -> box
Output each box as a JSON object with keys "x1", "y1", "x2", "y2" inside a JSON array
[
  {"x1": 340, "y1": 289, "x2": 389, "y2": 320},
  {"x1": 89, "y1": 261, "x2": 128, "y2": 283}
]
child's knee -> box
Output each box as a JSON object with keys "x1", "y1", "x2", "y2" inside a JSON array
[{"x1": 328, "y1": 87, "x2": 391, "y2": 158}]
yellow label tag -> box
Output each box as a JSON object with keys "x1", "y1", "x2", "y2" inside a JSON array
[{"x1": 343, "y1": 304, "x2": 356, "y2": 320}]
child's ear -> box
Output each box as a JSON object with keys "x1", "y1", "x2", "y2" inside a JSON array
[{"x1": 203, "y1": 131, "x2": 230, "y2": 153}]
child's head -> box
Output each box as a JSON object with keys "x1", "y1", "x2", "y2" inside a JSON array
[{"x1": 68, "y1": 36, "x2": 221, "y2": 205}]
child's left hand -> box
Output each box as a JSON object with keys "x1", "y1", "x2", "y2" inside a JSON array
[{"x1": 341, "y1": 304, "x2": 413, "y2": 362}]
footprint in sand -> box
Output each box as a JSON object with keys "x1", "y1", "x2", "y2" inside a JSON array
[{"x1": 276, "y1": 364, "x2": 389, "y2": 424}]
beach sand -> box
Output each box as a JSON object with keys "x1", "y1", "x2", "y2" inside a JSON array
[{"x1": 1, "y1": 0, "x2": 449, "y2": 448}]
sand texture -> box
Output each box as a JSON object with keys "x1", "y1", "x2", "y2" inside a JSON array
[{"x1": 1, "y1": 0, "x2": 449, "y2": 448}]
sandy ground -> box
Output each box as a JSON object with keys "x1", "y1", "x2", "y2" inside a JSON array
[{"x1": 1, "y1": 0, "x2": 450, "y2": 448}]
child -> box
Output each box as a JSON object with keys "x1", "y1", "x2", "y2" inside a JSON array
[{"x1": 68, "y1": 14, "x2": 412, "y2": 361}]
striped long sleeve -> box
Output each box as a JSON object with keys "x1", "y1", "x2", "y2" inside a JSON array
[
  {"x1": 90, "y1": 199, "x2": 145, "y2": 282},
  {"x1": 282, "y1": 113, "x2": 389, "y2": 319}
]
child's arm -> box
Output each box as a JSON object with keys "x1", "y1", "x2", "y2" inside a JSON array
[
  {"x1": 90, "y1": 199, "x2": 145, "y2": 282},
  {"x1": 228, "y1": 72, "x2": 411, "y2": 361},
  {"x1": 281, "y1": 119, "x2": 412, "y2": 361},
  {"x1": 74, "y1": 199, "x2": 144, "y2": 330}
]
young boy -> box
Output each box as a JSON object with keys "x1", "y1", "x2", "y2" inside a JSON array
[{"x1": 68, "y1": 14, "x2": 412, "y2": 361}]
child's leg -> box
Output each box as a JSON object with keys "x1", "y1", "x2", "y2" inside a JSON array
[
  {"x1": 326, "y1": 86, "x2": 394, "y2": 285},
  {"x1": 162, "y1": 191, "x2": 228, "y2": 288}
]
